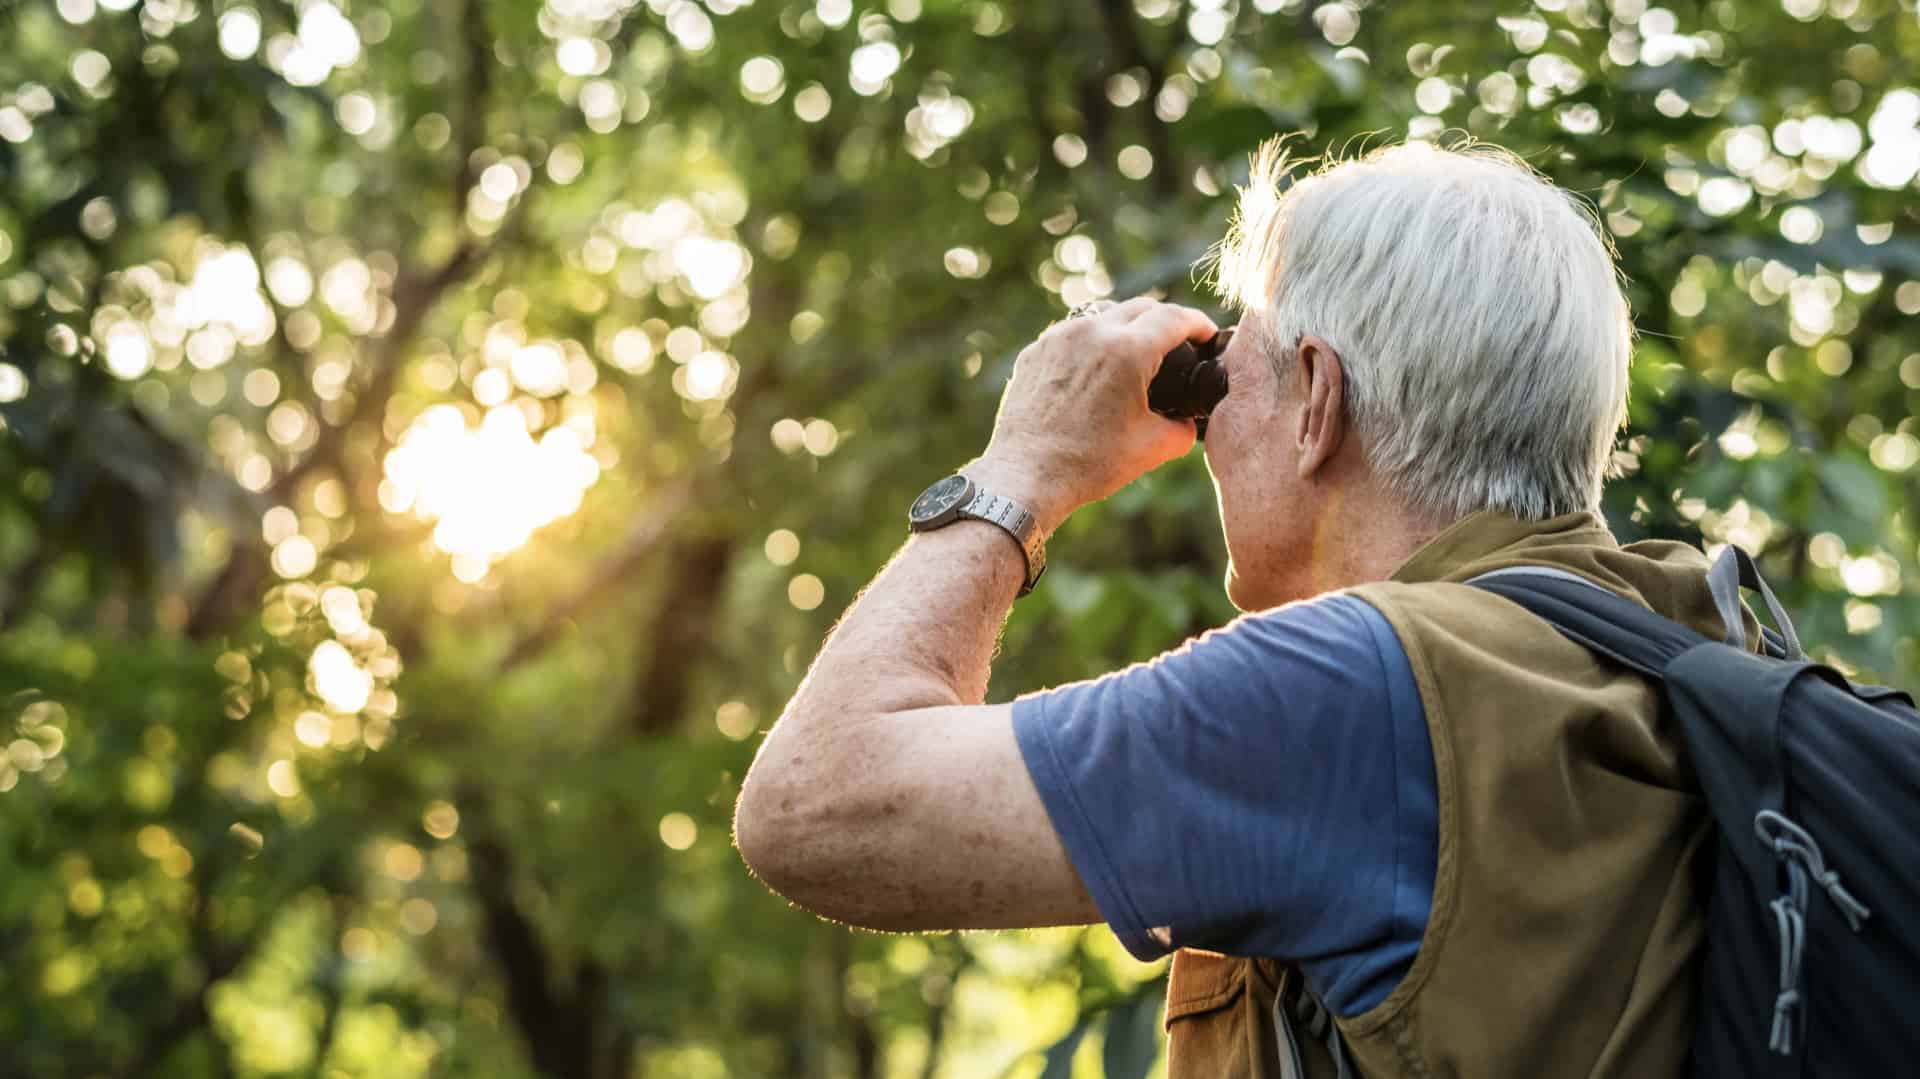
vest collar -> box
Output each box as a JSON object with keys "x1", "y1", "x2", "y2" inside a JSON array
[{"x1": 1389, "y1": 510, "x2": 1618, "y2": 585}]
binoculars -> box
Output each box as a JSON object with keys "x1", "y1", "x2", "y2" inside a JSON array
[{"x1": 1148, "y1": 327, "x2": 1232, "y2": 439}]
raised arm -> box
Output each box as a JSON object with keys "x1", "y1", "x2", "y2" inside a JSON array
[{"x1": 733, "y1": 299, "x2": 1216, "y2": 930}]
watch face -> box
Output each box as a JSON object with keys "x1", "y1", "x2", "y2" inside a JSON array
[{"x1": 910, "y1": 475, "x2": 972, "y2": 525}]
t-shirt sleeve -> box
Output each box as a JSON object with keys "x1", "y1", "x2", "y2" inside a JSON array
[{"x1": 1012, "y1": 592, "x2": 1434, "y2": 1015}]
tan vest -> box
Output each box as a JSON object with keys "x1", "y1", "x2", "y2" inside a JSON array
[{"x1": 1164, "y1": 511, "x2": 1746, "y2": 1079}]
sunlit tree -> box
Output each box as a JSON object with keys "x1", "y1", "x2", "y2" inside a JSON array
[{"x1": 0, "y1": 0, "x2": 1915, "y2": 1075}]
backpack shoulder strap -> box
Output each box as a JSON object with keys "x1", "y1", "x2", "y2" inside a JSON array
[{"x1": 1466, "y1": 566, "x2": 1709, "y2": 679}]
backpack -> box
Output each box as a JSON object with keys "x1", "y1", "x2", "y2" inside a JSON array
[{"x1": 1470, "y1": 546, "x2": 1920, "y2": 1077}]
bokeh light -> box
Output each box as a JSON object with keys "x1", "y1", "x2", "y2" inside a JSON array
[
  {"x1": 309, "y1": 640, "x2": 372, "y2": 713},
  {"x1": 381, "y1": 404, "x2": 601, "y2": 574}
]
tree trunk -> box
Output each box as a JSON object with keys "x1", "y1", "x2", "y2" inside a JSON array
[{"x1": 627, "y1": 536, "x2": 734, "y2": 736}]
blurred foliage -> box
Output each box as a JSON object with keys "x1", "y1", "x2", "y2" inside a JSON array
[{"x1": 0, "y1": 0, "x2": 1916, "y2": 1075}]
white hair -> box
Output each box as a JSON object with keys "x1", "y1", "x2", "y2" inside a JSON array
[{"x1": 1210, "y1": 137, "x2": 1634, "y2": 522}]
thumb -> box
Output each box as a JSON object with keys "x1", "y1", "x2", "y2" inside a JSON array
[{"x1": 1138, "y1": 414, "x2": 1198, "y2": 471}]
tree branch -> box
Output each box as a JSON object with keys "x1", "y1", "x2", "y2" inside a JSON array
[
  {"x1": 0, "y1": 542, "x2": 52, "y2": 634},
  {"x1": 915, "y1": 954, "x2": 965, "y2": 1079},
  {"x1": 186, "y1": 226, "x2": 511, "y2": 640},
  {"x1": 451, "y1": 0, "x2": 492, "y2": 221},
  {"x1": 270, "y1": 235, "x2": 492, "y2": 504},
  {"x1": 496, "y1": 479, "x2": 695, "y2": 673},
  {"x1": 1091, "y1": 0, "x2": 1182, "y2": 200},
  {"x1": 460, "y1": 786, "x2": 597, "y2": 1079},
  {"x1": 833, "y1": 932, "x2": 882, "y2": 1079},
  {"x1": 118, "y1": 851, "x2": 260, "y2": 1079},
  {"x1": 626, "y1": 533, "x2": 734, "y2": 736}
]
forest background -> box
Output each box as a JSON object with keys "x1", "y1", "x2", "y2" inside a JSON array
[{"x1": 1, "y1": 0, "x2": 1916, "y2": 1075}]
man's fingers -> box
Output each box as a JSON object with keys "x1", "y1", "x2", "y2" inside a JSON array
[
  {"x1": 1049, "y1": 299, "x2": 1219, "y2": 387},
  {"x1": 1124, "y1": 304, "x2": 1218, "y2": 358},
  {"x1": 1092, "y1": 296, "x2": 1158, "y2": 323},
  {"x1": 1111, "y1": 296, "x2": 1170, "y2": 324},
  {"x1": 1042, "y1": 297, "x2": 1141, "y2": 345},
  {"x1": 1056, "y1": 297, "x2": 1152, "y2": 327}
]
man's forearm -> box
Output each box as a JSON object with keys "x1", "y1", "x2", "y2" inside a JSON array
[
  {"x1": 733, "y1": 470, "x2": 1038, "y2": 913},
  {"x1": 791, "y1": 526, "x2": 1022, "y2": 712},
  {"x1": 736, "y1": 458, "x2": 1067, "y2": 863},
  {"x1": 773, "y1": 460, "x2": 1060, "y2": 725},
  {"x1": 734, "y1": 468, "x2": 1093, "y2": 927},
  {"x1": 765, "y1": 457, "x2": 1064, "y2": 730}
]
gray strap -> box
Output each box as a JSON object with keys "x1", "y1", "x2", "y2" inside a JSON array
[
  {"x1": 1707, "y1": 545, "x2": 1803, "y2": 658},
  {"x1": 1479, "y1": 559, "x2": 1798, "y2": 660},
  {"x1": 1272, "y1": 990, "x2": 1306, "y2": 1079},
  {"x1": 1467, "y1": 565, "x2": 1617, "y2": 596},
  {"x1": 1272, "y1": 987, "x2": 1353, "y2": 1079}
]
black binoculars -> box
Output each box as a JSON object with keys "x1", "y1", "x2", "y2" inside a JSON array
[{"x1": 1149, "y1": 327, "x2": 1232, "y2": 439}]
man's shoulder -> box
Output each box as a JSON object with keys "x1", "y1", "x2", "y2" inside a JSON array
[
  {"x1": 1218, "y1": 591, "x2": 1408, "y2": 668},
  {"x1": 1232, "y1": 589, "x2": 1396, "y2": 635},
  {"x1": 1036, "y1": 591, "x2": 1415, "y2": 719},
  {"x1": 1181, "y1": 592, "x2": 1424, "y2": 728}
]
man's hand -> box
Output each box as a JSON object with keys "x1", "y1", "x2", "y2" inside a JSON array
[{"x1": 965, "y1": 298, "x2": 1219, "y2": 535}]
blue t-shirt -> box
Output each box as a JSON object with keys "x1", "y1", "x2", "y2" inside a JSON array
[{"x1": 1011, "y1": 593, "x2": 1436, "y2": 1018}]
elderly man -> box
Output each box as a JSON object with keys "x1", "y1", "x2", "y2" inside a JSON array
[{"x1": 735, "y1": 140, "x2": 1725, "y2": 1078}]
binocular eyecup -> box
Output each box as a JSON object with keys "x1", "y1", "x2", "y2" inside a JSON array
[{"x1": 1148, "y1": 327, "x2": 1232, "y2": 439}]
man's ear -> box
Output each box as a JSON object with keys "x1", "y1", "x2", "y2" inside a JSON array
[{"x1": 1293, "y1": 335, "x2": 1347, "y2": 481}]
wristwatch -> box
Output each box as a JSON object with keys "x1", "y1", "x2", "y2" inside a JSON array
[{"x1": 907, "y1": 474, "x2": 1047, "y2": 596}]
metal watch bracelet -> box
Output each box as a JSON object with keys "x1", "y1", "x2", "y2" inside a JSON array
[{"x1": 958, "y1": 488, "x2": 1047, "y2": 596}]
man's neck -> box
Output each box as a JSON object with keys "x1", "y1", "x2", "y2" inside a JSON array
[
  {"x1": 1321, "y1": 491, "x2": 1452, "y2": 587},
  {"x1": 1262, "y1": 484, "x2": 1453, "y2": 606}
]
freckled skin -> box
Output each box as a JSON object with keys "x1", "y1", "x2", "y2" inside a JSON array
[{"x1": 735, "y1": 302, "x2": 1450, "y2": 933}]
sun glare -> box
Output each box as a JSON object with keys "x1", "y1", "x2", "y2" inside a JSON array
[
  {"x1": 310, "y1": 639, "x2": 372, "y2": 713},
  {"x1": 382, "y1": 404, "x2": 601, "y2": 577}
]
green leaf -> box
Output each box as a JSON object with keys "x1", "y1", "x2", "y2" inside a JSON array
[
  {"x1": 1815, "y1": 456, "x2": 1889, "y2": 546},
  {"x1": 1101, "y1": 979, "x2": 1167, "y2": 1079},
  {"x1": 1039, "y1": 1014, "x2": 1097, "y2": 1079}
]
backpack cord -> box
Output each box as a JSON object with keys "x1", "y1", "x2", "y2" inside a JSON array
[
  {"x1": 1755, "y1": 809, "x2": 1872, "y2": 1055},
  {"x1": 1756, "y1": 811, "x2": 1872, "y2": 930},
  {"x1": 1766, "y1": 891, "x2": 1803, "y2": 1055}
]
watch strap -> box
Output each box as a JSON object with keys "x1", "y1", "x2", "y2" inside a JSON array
[{"x1": 958, "y1": 488, "x2": 1048, "y2": 596}]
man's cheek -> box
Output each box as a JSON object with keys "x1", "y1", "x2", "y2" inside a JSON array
[{"x1": 1203, "y1": 405, "x2": 1242, "y2": 469}]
